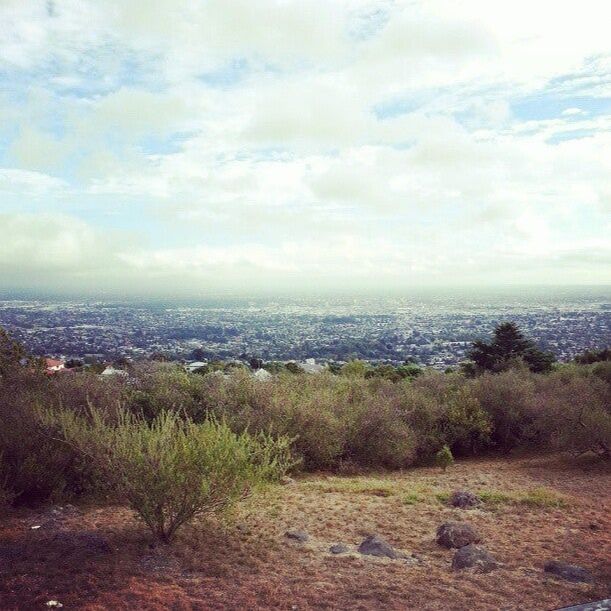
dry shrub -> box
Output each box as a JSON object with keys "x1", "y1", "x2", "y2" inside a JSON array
[{"x1": 470, "y1": 369, "x2": 538, "y2": 450}]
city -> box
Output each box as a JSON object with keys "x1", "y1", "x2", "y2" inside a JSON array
[{"x1": 1, "y1": 289, "x2": 608, "y2": 369}]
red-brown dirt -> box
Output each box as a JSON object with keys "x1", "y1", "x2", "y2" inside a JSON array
[{"x1": 1, "y1": 454, "x2": 609, "y2": 610}]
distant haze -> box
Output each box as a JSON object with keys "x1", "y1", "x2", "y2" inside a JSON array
[{"x1": 1, "y1": 1, "x2": 610, "y2": 297}]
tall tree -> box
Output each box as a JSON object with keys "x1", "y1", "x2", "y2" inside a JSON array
[{"x1": 467, "y1": 322, "x2": 555, "y2": 374}]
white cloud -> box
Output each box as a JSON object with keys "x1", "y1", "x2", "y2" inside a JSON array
[{"x1": 1, "y1": 0, "x2": 610, "y2": 293}]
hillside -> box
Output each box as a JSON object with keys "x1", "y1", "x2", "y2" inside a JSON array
[{"x1": 1, "y1": 454, "x2": 609, "y2": 610}]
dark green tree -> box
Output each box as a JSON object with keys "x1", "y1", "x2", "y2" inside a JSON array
[
  {"x1": 0, "y1": 327, "x2": 27, "y2": 377},
  {"x1": 467, "y1": 322, "x2": 555, "y2": 374}
]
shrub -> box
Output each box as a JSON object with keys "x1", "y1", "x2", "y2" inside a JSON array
[
  {"x1": 49, "y1": 407, "x2": 293, "y2": 542},
  {"x1": 346, "y1": 397, "x2": 417, "y2": 468},
  {"x1": 440, "y1": 387, "x2": 491, "y2": 454},
  {"x1": 471, "y1": 370, "x2": 538, "y2": 451},
  {"x1": 0, "y1": 371, "x2": 95, "y2": 505},
  {"x1": 436, "y1": 445, "x2": 454, "y2": 471},
  {"x1": 536, "y1": 372, "x2": 610, "y2": 458}
]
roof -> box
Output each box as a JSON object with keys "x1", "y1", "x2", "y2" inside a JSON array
[{"x1": 45, "y1": 358, "x2": 64, "y2": 368}]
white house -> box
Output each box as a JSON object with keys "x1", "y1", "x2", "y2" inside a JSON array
[
  {"x1": 186, "y1": 361, "x2": 208, "y2": 373},
  {"x1": 253, "y1": 368, "x2": 272, "y2": 381},
  {"x1": 100, "y1": 366, "x2": 128, "y2": 377},
  {"x1": 299, "y1": 358, "x2": 325, "y2": 374}
]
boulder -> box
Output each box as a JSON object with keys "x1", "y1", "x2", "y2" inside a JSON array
[
  {"x1": 284, "y1": 530, "x2": 309, "y2": 543},
  {"x1": 452, "y1": 544, "x2": 498, "y2": 573},
  {"x1": 450, "y1": 490, "x2": 480, "y2": 509},
  {"x1": 544, "y1": 560, "x2": 593, "y2": 583},
  {"x1": 436, "y1": 522, "x2": 481, "y2": 548},
  {"x1": 358, "y1": 535, "x2": 398, "y2": 559},
  {"x1": 329, "y1": 543, "x2": 349, "y2": 554}
]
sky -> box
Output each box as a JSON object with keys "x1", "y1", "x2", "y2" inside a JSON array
[{"x1": 1, "y1": 0, "x2": 610, "y2": 298}]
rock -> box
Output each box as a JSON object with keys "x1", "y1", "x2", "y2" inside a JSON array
[
  {"x1": 450, "y1": 490, "x2": 480, "y2": 509},
  {"x1": 555, "y1": 601, "x2": 611, "y2": 611},
  {"x1": 285, "y1": 530, "x2": 309, "y2": 543},
  {"x1": 436, "y1": 522, "x2": 481, "y2": 548},
  {"x1": 358, "y1": 535, "x2": 398, "y2": 559},
  {"x1": 452, "y1": 544, "x2": 499, "y2": 573},
  {"x1": 544, "y1": 560, "x2": 593, "y2": 583},
  {"x1": 329, "y1": 543, "x2": 349, "y2": 554},
  {"x1": 280, "y1": 476, "x2": 296, "y2": 486},
  {"x1": 51, "y1": 531, "x2": 112, "y2": 555}
]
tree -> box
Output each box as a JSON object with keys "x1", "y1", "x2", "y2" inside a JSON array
[
  {"x1": 467, "y1": 322, "x2": 555, "y2": 374},
  {"x1": 0, "y1": 327, "x2": 27, "y2": 377},
  {"x1": 574, "y1": 348, "x2": 610, "y2": 365}
]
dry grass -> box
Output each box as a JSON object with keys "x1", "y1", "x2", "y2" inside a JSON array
[{"x1": 0, "y1": 454, "x2": 609, "y2": 610}]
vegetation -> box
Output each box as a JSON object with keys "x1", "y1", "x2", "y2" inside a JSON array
[
  {"x1": 435, "y1": 445, "x2": 454, "y2": 471},
  {"x1": 44, "y1": 406, "x2": 292, "y2": 542},
  {"x1": 0, "y1": 325, "x2": 608, "y2": 527},
  {"x1": 466, "y1": 322, "x2": 556, "y2": 374}
]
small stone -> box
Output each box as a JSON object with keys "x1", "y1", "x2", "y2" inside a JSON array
[
  {"x1": 358, "y1": 535, "x2": 398, "y2": 559},
  {"x1": 452, "y1": 544, "x2": 498, "y2": 573},
  {"x1": 329, "y1": 543, "x2": 349, "y2": 554},
  {"x1": 285, "y1": 530, "x2": 309, "y2": 543},
  {"x1": 436, "y1": 522, "x2": 481, "y2": 548},
  {"x1": 46, "y1": 601, "x2": 63, "y2": 608},
  {"x1": 544, "y1": 560, "x2": 593, "y2": 583},
  {"x1": 280, "y1": 476, "x2": 296, "y2": 486},
  {"x1": 450, "y1": 490, "x2": 480, "y2": 509}
]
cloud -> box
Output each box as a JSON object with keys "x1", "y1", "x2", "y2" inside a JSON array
[{"x1": 0, "y1": 0, "x2": 610, "y2": 294}]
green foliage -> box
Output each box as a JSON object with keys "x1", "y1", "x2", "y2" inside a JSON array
[
  {"x1": 441, "y1": 387, "x2": 491, "y2": 453},
  {"x1": 435, "y1": 445, "x2": 454, "y2": 471},
  {"x1": 0, "y1": 328, "x2": 28, "y2": 378},
  {"x1": 341, "y1": 360, "x2": 369, "y2": 378},
  {"x1": 48, "y1": 406, "x2": 293, "y2": 542},
  {"x1": 574, "y1": 347, "x2": 610, "y2": 364},
  {"x1": 467, "y1": 322, "x2": 555, "y2": 374}
]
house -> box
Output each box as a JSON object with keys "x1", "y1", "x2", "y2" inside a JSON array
[
  {"x1": 253, "y1": 368, "x2": 272, "y2": 381},
  {"x1": 100, "y1": 366, "x2": 128, "y2": 377},
  {"x1": 299, "y1": 358, "x2": 325, "y2": 374},
  {"x1": 44, "y1": 358, "x2": 65, "y2": 375}
]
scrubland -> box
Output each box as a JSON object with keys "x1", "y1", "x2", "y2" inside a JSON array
[{"x1": 0, "y1": 357, "x2": 609, "y2": 609}]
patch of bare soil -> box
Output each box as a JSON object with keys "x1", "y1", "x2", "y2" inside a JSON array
[{"x1": 0, "y1": 454, "x2": 609, "y2": 610}]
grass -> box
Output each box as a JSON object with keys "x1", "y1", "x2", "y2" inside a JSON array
[
  {"x1": 0, "y1": 454, "x2": 605, "y2": 610},
  {"x1": 436, "y1": 487, "x2": 568, "y2": 508},
  {"x1": 303, "y1": 478, "x2": 397, "y2": 497}
]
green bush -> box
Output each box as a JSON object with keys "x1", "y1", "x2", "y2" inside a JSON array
[
  {"x1": 49, "y1": 406, "x2": 293, "y2": 542},
  {"x1": 0, "y1": 371, "x2": 97, "y2": 505},
  {"x1": 435, "y1": 445, "x2": 454, "y2": 471},
  {"x1": 440, "y1": 386, "x2": 491, "y2": 454}
]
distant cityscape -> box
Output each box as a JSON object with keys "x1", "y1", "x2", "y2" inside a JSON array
[{"x1": 0, "y1": 289, "x2": 609, "y2": 369}]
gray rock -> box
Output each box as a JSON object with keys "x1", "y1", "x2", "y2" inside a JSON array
[
  {"x1": 436, "y1": 521, "x2": 481, "y2": 548},
  {"x1": 556, "y1": 600, "x2": 610, "y2": 611},
  {"x1": 285, "y1": 530, "x2": 309, "y2": 543},
  {"x1": 452, "y1": 544, "x2": 498, "y2": 573},
  {"x1": 358, "y1": 535, "x2": 398, "y2": 559},
  {"x1": 280, "y1": 476, "x2": 296, "y2": 486},
  {"x1": 329, "y1": 543, "x2": 349, "y2": 554},
  {"x1": 450, "y1": 490, "x2": 480, "y2": 509},
  {"x1": 544, "y1": 560, "x2": 593, "y2": 583}
]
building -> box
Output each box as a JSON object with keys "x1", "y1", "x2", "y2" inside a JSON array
[{"x1": 44, "y1": 358, "x2": 65, "y2": 375}]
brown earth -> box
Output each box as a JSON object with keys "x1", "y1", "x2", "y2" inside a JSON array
[{"x1": 1, "y1": 454, "x2": 609, "y2": 610}]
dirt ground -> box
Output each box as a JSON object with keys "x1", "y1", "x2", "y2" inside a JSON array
[{"x1": 1, "y1": 454, "x2": 609, "y2": 610}]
